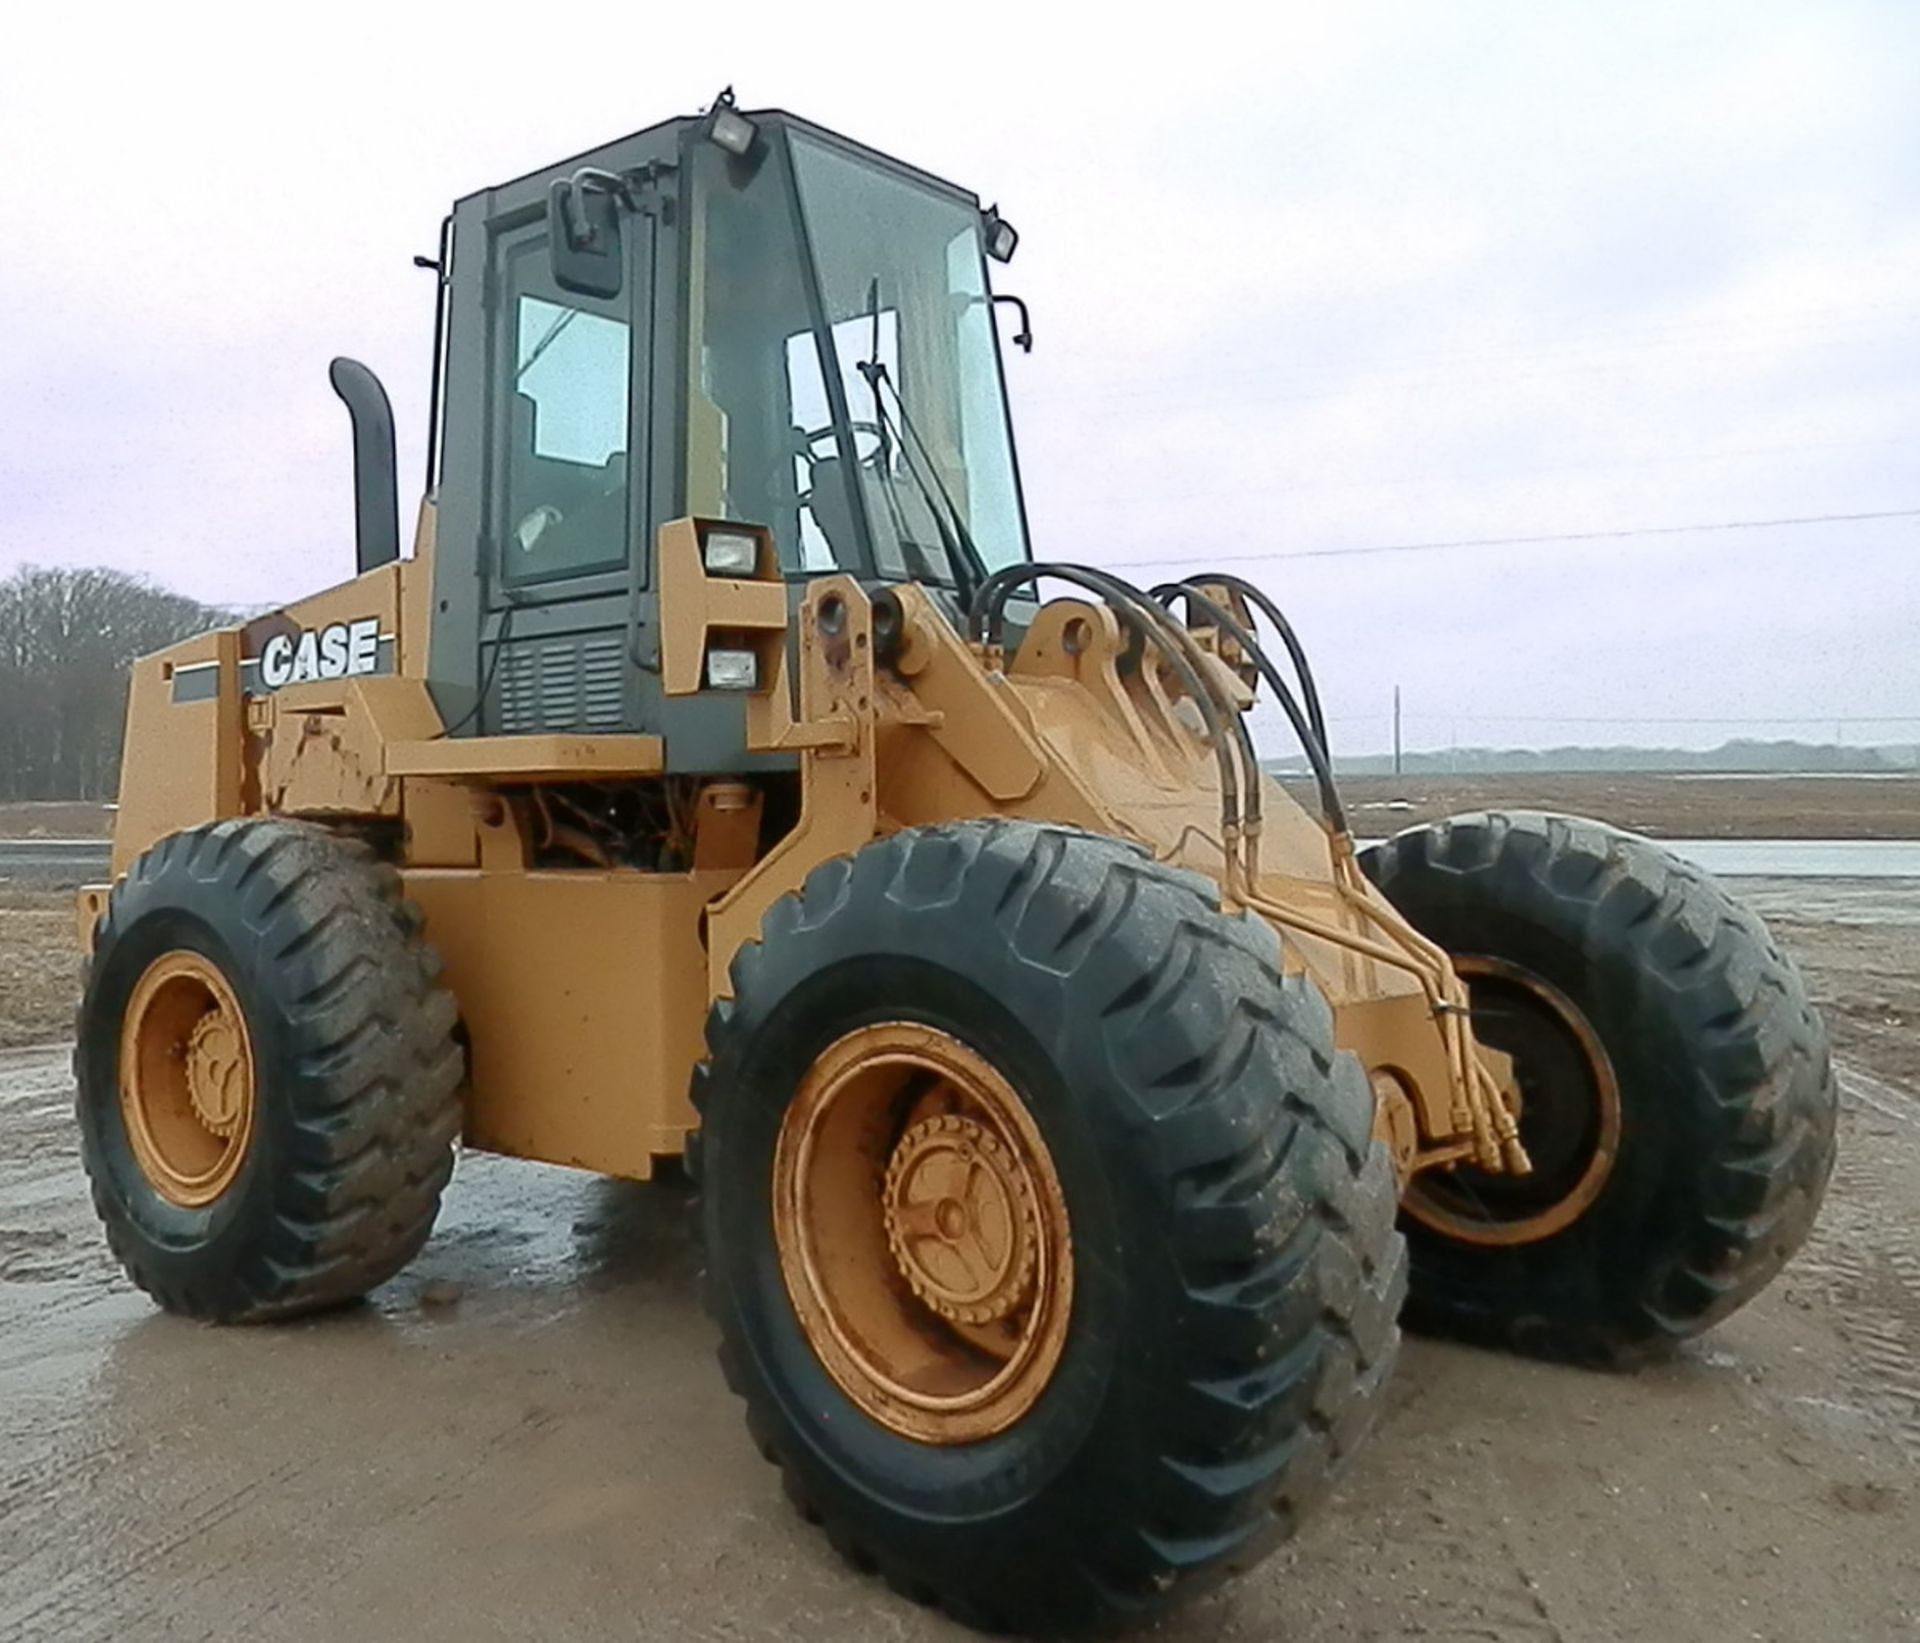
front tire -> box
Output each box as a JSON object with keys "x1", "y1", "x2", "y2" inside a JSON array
[
  {"x1": 1361, "y1": 811, "x2": 1836, "y2": 1364},
  {"x1": 691, "y1": 821, "x2": 1405, "y2": 1634},
  {"x1": 76, "y1": 820, "x2": 464, "y2": 1322}
]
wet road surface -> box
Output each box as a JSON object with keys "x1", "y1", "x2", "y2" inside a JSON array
[{"x1": 4, "y1": 918, "x2": 1920, "y2": 1640}]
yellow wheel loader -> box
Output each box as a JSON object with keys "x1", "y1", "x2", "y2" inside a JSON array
[{"x1": 75, "y1": 94, "x2": 1837, "y2": 1633}]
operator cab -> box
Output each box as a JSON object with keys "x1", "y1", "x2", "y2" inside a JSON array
[{"x1": 425, "y1": 99, "x2": 1032, "y2": 756}]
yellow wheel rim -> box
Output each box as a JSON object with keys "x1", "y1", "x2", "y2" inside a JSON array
[
  {"x1": 119, "y1": 950, "x2": 257, "y2": 1208},
  {"x1": 772, "y1": 1023, "x2": 1074, "y2": 1445},
  {"x1": 1405, "y1": 956, "x2": 1623, "y2": 1248}
]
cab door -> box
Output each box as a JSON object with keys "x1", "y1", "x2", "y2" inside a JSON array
[
  {"x1": 429, "y1": 125, "x2": 678, "y2": 738},
  {"x1": 480, "y1": 223, "x2": 648, "y2": 733}
]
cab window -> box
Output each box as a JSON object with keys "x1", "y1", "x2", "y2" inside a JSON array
[
  {"x1": 503, "y1": 285, "x2": 632, "y2": 583},
  {"x1": 684, "y1": 141, "x2": 862, "y2": 574}
]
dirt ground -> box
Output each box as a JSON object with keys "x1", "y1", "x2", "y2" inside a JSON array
[
  {"x1": 1291, "y1": 772, "x2": 1920, "y2": 840},
  {"x1": 3, "y1": 792, "x2": 1918, "y2": 1640},
  {"x1": 5, "y1": 777, "x2": 1918, "y2": 845},
  {"x1": 0, "y1": 892, "x2": 82, "y2": 1050},
  {"x1": 0, "y1": 800, "x2": 113, "y2": 839}
]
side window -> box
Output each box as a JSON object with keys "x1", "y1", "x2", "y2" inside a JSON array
[{"x1": 503, "y1": 285, "x2": 632, "y2": 583}]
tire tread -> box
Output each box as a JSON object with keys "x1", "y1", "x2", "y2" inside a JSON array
[
  {"x1": 76, "y1": 819, "x2": 464, "y2": 1323},
  {"x1": 690, "y1": 820, "x2": 1405, "y2": 1632},
  {"x1": 1363, "y1": 809, "x2": 1836, "y2": 1364}
]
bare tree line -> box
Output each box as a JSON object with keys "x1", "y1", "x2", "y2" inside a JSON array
[{"x1": 0, "y1": 565, "x2": 228, "y2": 801}]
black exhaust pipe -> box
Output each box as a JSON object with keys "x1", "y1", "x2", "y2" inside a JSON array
[{"x1": 328, "y1": 357, "x2": 401, "y2": 574}]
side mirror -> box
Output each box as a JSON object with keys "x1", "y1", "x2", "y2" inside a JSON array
[
  {"x1": 992, "y1": 292, "x2": 1034, "y2": 354},
  {"x1": 548, "y1": 175, "x2": 624, "y2": 299}
]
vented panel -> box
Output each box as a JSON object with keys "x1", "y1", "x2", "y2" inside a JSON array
[
  {"x1": 493, "y1": 633, "x2": 627, "y2": 732},
  {"x1": 580, "y1": 638, "x2": 625, "y2": 726}
]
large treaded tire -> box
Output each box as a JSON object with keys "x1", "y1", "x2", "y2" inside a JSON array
[
  {"x1": 1361, "y1": 810, "x2": 1837, "y2": 1364},
  {"x1": 76, "y1": 819, "x2": 464, "y2": 1322},
  {"x1": 689, "y1": 820, "x2": 1406, "y2": 1634}
]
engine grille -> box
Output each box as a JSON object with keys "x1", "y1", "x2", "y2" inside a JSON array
[{"x1": 494, "y1": 633, "x2": 626, "y2": 732}]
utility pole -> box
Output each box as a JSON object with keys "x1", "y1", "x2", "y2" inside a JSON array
[{"x1": 1393, "y1": 686, "x2": 1403, "y2": 777}]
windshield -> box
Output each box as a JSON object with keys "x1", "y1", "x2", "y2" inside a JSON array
[{"x1": 684, "y1": 126, "x2": 1030, "y2": 583}]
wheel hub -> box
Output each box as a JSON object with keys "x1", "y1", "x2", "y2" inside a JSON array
[
  {"x1": 771, "y1": 1022, "x2": 1075, "y2": 1445},
  {"x1": 883, "y1": 1114, "x2": 1039, "y2": 1326},
  {"x1": 1404, "y1": 956, "x2": 1622, "y2": 1247},
  {"x1": 185, "y1": 1010, "x2": 251, "y2": 1138},
  {"x1": 119, "y1": 950, "x2": 257, "y2": 1208}
]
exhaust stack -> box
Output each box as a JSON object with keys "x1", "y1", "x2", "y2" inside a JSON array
[{"x1": 328, "y1": 357, "x2": 401, "y2": 574}]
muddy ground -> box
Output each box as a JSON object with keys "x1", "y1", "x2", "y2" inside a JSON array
[{"x1": 2, "y1": 788, "x2": 1918, "y2": 1640}]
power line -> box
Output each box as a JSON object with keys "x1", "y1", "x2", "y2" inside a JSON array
[
  {"x1": 1024, "y1": 303, "x2": 1920, "y2": 395},
  {"x1": 1252, "y1": 708, "x2": 1920, "y2": 728},
  {"x1": 1160, "y1": 434, "x2": 1909, "y2": 509},
  {"x1": 1020, "y1": 312, "x2": 1920, "y2": 414},
  {"x1": 1397, "y1": 713, "x2": 1920, "y2": 727},
  {"x1": 1099, "y1": 506, "x2": 1920, "y2": 570}
]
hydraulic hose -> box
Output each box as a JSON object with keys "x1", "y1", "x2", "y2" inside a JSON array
[
  {"x1": 1154, "y1": 582, "x2": 1349, "y2": 839},
  {"x1": 1187, "y1": 571, "x2": 1330, "y2": 754},
  {"x1": 965, "y1": 560, "x2": 1524, "y2": 1173},
  {"x1": 969, "y1": 562, "x2": 1260, "y2": 860}
]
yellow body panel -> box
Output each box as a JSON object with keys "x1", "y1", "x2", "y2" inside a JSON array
[
  {"x1": 111, "y1": 630, "x2": 245, "y2": 878},
  {"x1": 386, "y1": 734, "x2": 666, "y2": 781},
  {"x1": 404, "y1": 867, "x2": 745, "y2": 1179},
  {"x1": 95, "y1": 520, "x2": 1513, "y2": 1186}
]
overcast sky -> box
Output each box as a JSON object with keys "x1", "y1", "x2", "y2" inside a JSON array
[{"x1": 3, "y1": 3, "x2": 1914, "y2": 755}]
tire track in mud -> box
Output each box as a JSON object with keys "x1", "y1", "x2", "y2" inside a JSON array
[
  {"x1": 1786, "y1": 1065, "x2": 1920, "y2": 1461},
  {"x1": 1271, "y1": 1382, "x2": 1578, "y2": 1643},
  {"x1": 0, "y1": 1044, "x2": 70, "y2": 1106},
  {"x1": 0, "y1": 1048, "x2": 147, "y2": 1643},
  {"x1": 0, "y1": 1456, "x2": 315, "y2": 1643},
  {"x1": 0, "y1": 1045, "x2": 599, "y2": 1643},
  {"x1": 0, "y1": 1393, "x2": 572, "y2": 1643},
  {"x1": 0, "y1": 1048, "x2": 114, "y2": 1315}
]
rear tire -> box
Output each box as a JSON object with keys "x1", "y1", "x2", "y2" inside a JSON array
[
  {"x1": 1361, "y1": 810, "x2": 1836, "y2": 1364},
  {"x1": 691, "y1": 821, "x2": 1405, "y2": 1634},
  {"x1": 76, "y1": 820, "x2": 464, "y2": 1322}
]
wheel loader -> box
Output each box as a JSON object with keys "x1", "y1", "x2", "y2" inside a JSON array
[{"x1": 73, "y1": 94, "x2": 1838, "y2": 1633}]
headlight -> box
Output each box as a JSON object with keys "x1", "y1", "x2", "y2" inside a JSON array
[
  {"x1": 706, "y1": 647, "x2": 759, "y2": 690},
  {"x1": 702, "y1": 529, "x2": 759, "y2": 577}
]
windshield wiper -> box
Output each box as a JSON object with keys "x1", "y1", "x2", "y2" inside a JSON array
[
  {"x1": 515, "y1": 305, "x2": 580, "y2": 384},
  {"x1": 863, "y1": 278, "x2": 894, "y2": 472},
  {"x1": 854, "y1": 277, "x2": 989, "y2": 602},
  {"x1": 856, "y1": 357, "x2": 989, "y2": 604}
]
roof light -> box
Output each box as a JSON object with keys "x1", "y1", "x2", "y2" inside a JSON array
[{"x1": 706, "y1": 88, "x2": 758, "y2": 158}]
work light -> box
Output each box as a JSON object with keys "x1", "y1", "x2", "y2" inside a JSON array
[
  {"x1": 707, "y1": 92, "x2": 758, "y2": 158},
  {"x1": 982, "y1": 205, "x2": 1019, "y2": 263}
]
